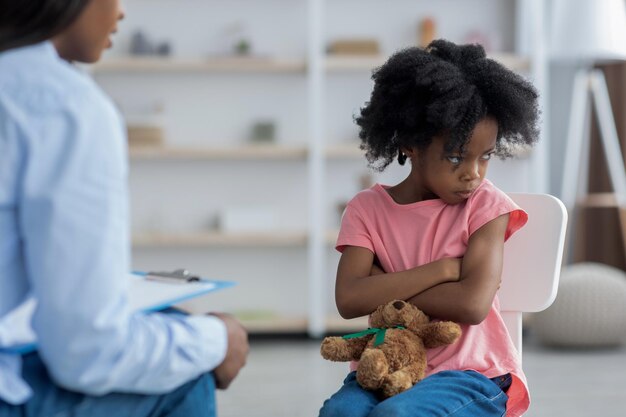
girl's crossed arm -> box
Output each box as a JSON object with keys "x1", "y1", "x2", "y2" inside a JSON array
[
  {"x1": 334, "y1": 248, "x2": 461, "y2": 319},
  {"x1": 406, "y1": 214, "x2": 509, "y2": 325}
]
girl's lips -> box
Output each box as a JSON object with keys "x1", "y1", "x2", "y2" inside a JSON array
[{"x1": 456, "y1": 190, "x2": 474, "y2": 199}]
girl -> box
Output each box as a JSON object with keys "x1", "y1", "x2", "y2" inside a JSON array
[
  {"x1": 0, "y1": 1, "x2": 248, "y2": 416},
  {"x1": 319, "y1": 40, "x2": 539, "y2": 417}
]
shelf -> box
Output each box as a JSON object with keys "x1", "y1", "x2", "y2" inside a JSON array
[
  {"x1": 325, "y1": 52, "x2": 530, "y2": 72},
  {"x1": 93, "y1": 56, "x2": 307, "y2": 74},
  {"x1": 172, "y1": 306, "x2": 364, "y2": 335},
  {"x1": 132, "y1": 231, "x2": 308, "y2": 247},
  {"x1": 240, "y1": 316, "x2": 309, "y2": 334},
  {"x1": 171, "y1": 306, "x2": 311, "y2": 334},
  {"x1": 578, "y1": 193, "x2": 626, "y2": 208},
  {"x1": 325, "y1": 143, "x2": 364, "y2": 158},
  {"x1": 326, "y1": 229, "x2": 339, "y2": 246},
  {"x1": 325, "y1": 142, "x2": 532, "y2": 160},
  {"x1": 129, "y1": 144, "x2": 366, "y2": 160},
  {"x1": 132, "y1": 230, "x2": 342, "y2": 248},
  {"x1": 489, "y1": 53, "x2": 531, "y2": 72},
  {"x1": 238, "y1": 315, "x2": 369, "y2": 334},
  {"x1": 129, "y1": 145, "x2": 308, "y2": 160},
  {"x1": 93, "y1": 53, "x2": 529, "y2": 75},
  {"x1": 325, "y1": 55, "x2": 386, "y2": 71},
  {"x1": 326, "y1": 316, "x2": 370, "y2": 333}
]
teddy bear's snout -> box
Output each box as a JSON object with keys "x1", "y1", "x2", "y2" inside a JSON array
[{"x1": 393, "y1": 300, "x2": 406, "y2": 310}]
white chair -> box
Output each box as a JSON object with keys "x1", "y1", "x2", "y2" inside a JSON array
[{"x1": 499, "y1": 193, "x2": 568, "y2": 356}]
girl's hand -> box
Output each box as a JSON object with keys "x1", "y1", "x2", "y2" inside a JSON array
[{"x1": 437, "y1": 257, "x2": 462, "y2": 282}]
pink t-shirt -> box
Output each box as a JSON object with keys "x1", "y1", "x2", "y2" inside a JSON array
[{"x1": 336, "y1": 179, "x2": 529, "y2": 417}]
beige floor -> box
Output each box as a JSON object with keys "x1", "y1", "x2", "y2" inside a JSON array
[{"x1": 216, "y1": 333, "x2": 626, "y2": 417}]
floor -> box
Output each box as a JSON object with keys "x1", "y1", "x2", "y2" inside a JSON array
[{"x1": 216, "y1": 332, "x2": 626, "y2": 417}]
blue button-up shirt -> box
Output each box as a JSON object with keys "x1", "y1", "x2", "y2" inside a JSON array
[{"x1": 0, "y1": 42, "x2": 227, "y2": 405}]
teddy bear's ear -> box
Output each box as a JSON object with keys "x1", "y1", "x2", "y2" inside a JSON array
[{"x1": 369, "y1": 304, "x2": 386, "y2": 327}]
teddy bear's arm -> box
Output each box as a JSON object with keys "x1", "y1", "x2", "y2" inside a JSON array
[
  {"x1": 419, "y1": 322, "x2": 462, "y2": 349},
  {"x1": 320, "y1": 335, "x2": 371, "y2": 362}
]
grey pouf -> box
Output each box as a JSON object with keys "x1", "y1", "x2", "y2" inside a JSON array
[{"x1": 533, "y1": 262, "x2": 626, "y2": 348}]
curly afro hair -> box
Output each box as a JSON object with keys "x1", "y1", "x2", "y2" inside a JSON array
[{"x1": 355, "y1": 39, "x2": 540, "y2": 171}]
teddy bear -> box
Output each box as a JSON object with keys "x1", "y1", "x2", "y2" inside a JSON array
[{"x1": 320, "y1": 300, "x2": 462, "y2": 398}]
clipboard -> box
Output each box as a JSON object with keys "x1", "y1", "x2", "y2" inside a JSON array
[{"x1": 0, "y1": 271, "x2": 235, "y2": 355}]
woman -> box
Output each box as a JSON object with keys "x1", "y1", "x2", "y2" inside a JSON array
[{"x1": 0, "y1": 1, "x2": 248, "y2": 416}]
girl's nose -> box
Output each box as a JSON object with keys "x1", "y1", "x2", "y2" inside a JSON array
[{"x1": 461, "y1": 161, "x2": 480, "y2": 181}]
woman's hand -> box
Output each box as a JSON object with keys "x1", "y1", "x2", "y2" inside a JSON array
[{"x1": 210, "y1": 313, "x2": 249, "y2": 389}]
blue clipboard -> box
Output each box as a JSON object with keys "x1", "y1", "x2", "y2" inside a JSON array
[{"x1": 0, "y1": 271, "x2": 235, "y2": 355}]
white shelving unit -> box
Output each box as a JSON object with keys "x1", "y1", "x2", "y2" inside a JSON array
[{"x1": 93, "y1": 0, "x2": 546, "y2": 336}]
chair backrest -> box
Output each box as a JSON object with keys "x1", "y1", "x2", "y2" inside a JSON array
[{"x1": 498, "y1": 193, "x2": 568, "y2": 355}]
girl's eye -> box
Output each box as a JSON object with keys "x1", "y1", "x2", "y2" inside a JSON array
[
  {"x1": 447, "y1": 156, "x2": 462, "y2": 165},
  {"x1": 481, "y1": 152, "x2": 495, "y2": 161}
]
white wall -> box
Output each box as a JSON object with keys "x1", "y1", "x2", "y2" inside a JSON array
[{"x1": 548, "y1": 64, "x2": 578, "y2": 196}]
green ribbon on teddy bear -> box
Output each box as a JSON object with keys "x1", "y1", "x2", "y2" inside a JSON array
[{"x1": 342, "y1": 326, "x2": 406, "y2": 347}]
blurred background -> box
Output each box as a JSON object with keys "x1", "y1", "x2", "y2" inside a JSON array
[{"x1": 89, "y1": 0, "x2": 626, "y2": 415}]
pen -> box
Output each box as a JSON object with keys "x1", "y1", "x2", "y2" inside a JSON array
[{"x1": 146, "y1": 269, "x2": 200, "y2": 284}]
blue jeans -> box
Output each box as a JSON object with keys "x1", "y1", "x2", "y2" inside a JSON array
[
  {"x1": 319, "y1": 370, "x2": 511, "y2": 417},
  {"x1": 0, "y1": 353, "x2": 217, "y2": 417}
]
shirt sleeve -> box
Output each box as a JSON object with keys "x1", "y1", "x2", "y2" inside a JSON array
[
  {"x1": 467, "y1": 181, "x2": 528, "y2": 241},
  {"x1": 17, "y1": 84, "x2": 227, "y2": 395},
  {"x1": 336, "y1": 201, "x2": 374, "y2": 253}
]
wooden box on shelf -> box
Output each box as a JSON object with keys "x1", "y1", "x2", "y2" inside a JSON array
[
  {"x1": 127, "y1": 124, "x2": 164, "y2": 148},
  {"x1": 328, "y1": 39, "x2": 380, "y2": 55}
]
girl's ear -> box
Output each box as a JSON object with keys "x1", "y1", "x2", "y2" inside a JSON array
[{"x1": 402, "y1": 147, "x2": 418, "y2": 161}]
